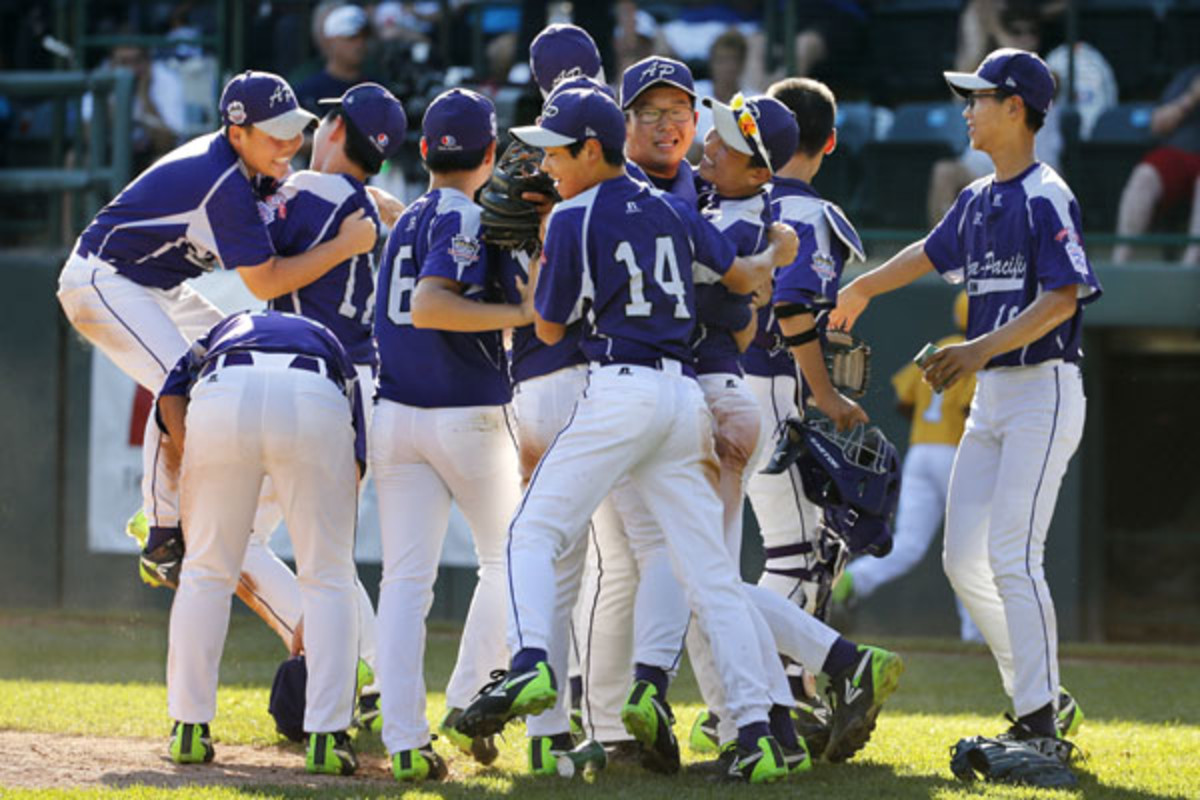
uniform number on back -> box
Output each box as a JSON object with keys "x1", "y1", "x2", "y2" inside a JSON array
[
  {"x1": 615, "y1": 237, "x2": 689, "y2": 320},
  {"x1": 386, "y1": 245, "x2": 416, "y2": 325}
]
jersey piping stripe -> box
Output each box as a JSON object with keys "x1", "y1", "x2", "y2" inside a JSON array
[
  {"x1": 582, "y1": 519, "x2": 603, "y2": 740},
  {"x1": 237, "y1": 573, "x2": 294, "y2": 636},
  {"x1": 505, "y1": 371, "x2": 589, "y2": 648},
  {"x1": 1025, "y1": 365, "x2": 1061, "y2": 700},
  {"x1": 88, "y1": 267, "x2": 170, "y2": 375}
]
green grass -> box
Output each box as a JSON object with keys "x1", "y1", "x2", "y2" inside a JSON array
[{"x1": 2, "y1": 609, "x2": 1199, "y2": 799}]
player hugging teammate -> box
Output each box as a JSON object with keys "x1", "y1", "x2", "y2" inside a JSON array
[{"x1": 61, "y1": 19, "x2": 1091, "y2": 791}]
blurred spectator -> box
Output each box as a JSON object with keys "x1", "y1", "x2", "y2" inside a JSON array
[
  {"x1": 955, "y1": 0, "x2": 1065, "y2": 74},
  {"x1": 691, "y1": 29, "x2": 753, "y2": 162},
  {"x1": 83, "y1": 41, "x2": 179, "y2": 172},
  {"x1": 1113, "y1": 65, "x2": 1200, "y2": 267},
  {"x1": 294, "y1": 4, "x2": 376, "y2": 115},
  {"x1": 789, "y1": 1, "x2": 870, "y2": 86},
  {"x1": 613, "y1": 2, "x2": 674, "y2": 78}
]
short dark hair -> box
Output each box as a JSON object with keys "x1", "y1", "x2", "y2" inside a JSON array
[
  {"x1": 767, "y1": 77, "x2": 837, "y2": 158},
  {"x1": 324, "y1": 108, "x2": 385, "y2": 175},
  {"x1": 566, "y1": 138, "x2": 625, "y2": 167},
  {"x1": 424, "y1": 143, "x2": 491, "y2": 173},
  {"x1": 991, "y1": 89, "x2": 1046, "y2": 133}
]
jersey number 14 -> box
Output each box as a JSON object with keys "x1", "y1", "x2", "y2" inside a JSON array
[{"x1": 616, "y1": 237, "x2": 690, "y2": 320}]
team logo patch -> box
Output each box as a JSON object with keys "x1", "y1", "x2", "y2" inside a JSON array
[
  {"x1": 541, "y1": 103, "x2": 560, "y2": 118},
  {"x1": 226, "y1": 100, "x2": 247, "y2": 125},
  {"x1": 373, "y1": 132, "x2": 389, "y2": 152},
  {"x1": 449, "y1": 233, "x2": 481, "y2": 265},
  {"x1": 1056, "y1": 227, "x2": 1089, "y2": 276},
  {"x1": 439, "y1": 134, "x2": 461, "y2": 151},
  {"x1": 256, "y1": 192, "x2": 288, "y2": 224},
  {"x1": 812, "y1": 252, "x2": 837, "y2": 282}
]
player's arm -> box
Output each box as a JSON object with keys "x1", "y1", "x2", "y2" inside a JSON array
[
  {"x1": 830, "y1": 240, "x2": 935, "y2": 331},
  {"x1": 411, "y1": 274, "x2": 535, "y2": 331},
  {"x1": 157, "y1": 394, "x2": 188, "y2": 452},
  {"x1": 721, "y1": 222, "x2": 799, "y2": 293},
  {"x1": 922, "y1": 285, "x2": 1077, "y2": 390},
  {"x1": 238, "y1": 209, "x2": 377, "y2": 300},
  {"x1": 366, "y1": 185, "x2": 405, "y2": 227},
  {"x1": 776, "y1": 306, "x2": 869, "y2": 430},
  {"x1": 732, "y1": 307, "x2": 757, "y2": 353}
]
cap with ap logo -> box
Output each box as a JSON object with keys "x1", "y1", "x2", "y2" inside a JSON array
[
  {"x1": 220, "y1": 70, "x2": 317, "y2": 139},
  {"x1": 511, "y1": 87, "x2": 626, "y2": 152},
  {"x1": 530, "y1": 23, "x2": 605, "y2": 97},
  {"x1": 944, "y1": 48, "x2": 1056, "y2": 115},
  {"x1": 620, "y1": 55, "x2": 695, "y2": 109}
]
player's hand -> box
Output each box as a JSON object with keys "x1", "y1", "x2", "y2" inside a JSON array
[
  {"x1": 366, "y1": 186, "x2": 406, "y2": 227},
  {"x1": 816, "y1": 390, "x2": 870, "y2": 432},
  {"x1": 290, "y1": 617, "x2": 304, "y2": 657},
  {"x1": 921, "y1": 340, "x2": 988, "y2": 391},
  {"x1": 766, "y1": 222, "x2": 800, "y2": 267},
  {"x1": 515, "y1": 252, "x2": 540, "y2": 324},
  {"x1": 521, "y1": 189, "x2": 558, "y2": 219},
  {"x1": 751, "y1": 279, "x2": 773, "y2": 309},
  {"x1": 336, "y1": 208, "x2": 378, "y2": 256},
  {"x1": 830, "y1": 282, "x2": 870, "y2": 332}
]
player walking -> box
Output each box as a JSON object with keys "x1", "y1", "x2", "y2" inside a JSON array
[
  {"x1": 832, "y1": 48, "x2": 1098, "y2": 786},
  {"x1": 371, "y1": 88, "x2": 529, "y2": 782},
  {"x1": 158, "y1": 309, "x2": 366, "y2": 776}
]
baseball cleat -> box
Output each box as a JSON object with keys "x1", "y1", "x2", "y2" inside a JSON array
[
  {"x1": 997, "y1": 715, "x2": 1080, "y2": 764},
  {"x1": 783, "y1": 736, "x2": 814, "y2": 774},
  {"x1": 392, "y1": 741, "x2": 448, "y2": 782},
  {"x1": 1057, "y1": 687, "x2": 1084, "y2": 739},
  {"x1": 793, "y1": 694, "x2": 833, "y2": 758},
  {"x1": 722, "y1": 735, "x2": 789, "y2": 784},
  {"x1": 569, "y1": 707, "x2": 584, "y2": 740},
  {"x1": 691, "y1": 740, "x2": 737, "y2": 779},
  {"x1": 528, "y1": 732, "x2": 574, "y2": 775},
  {"x1": 306, "y1": 730, "x2": 357, "y2": 775},
  {"x1": 439, "y1": 707, "x2": 499, "y2": 765},
  {"x1": 356, "y1": 659, "x2": 375, "y2": 694},
  {"x1": 355, "y1": 691, "x2": 382, "y2": 734},
  {"x1": 689, "y1": 709, "x2": 721, "y2": 754},
  {"x1": 139, "y1": 531, "x2": 184, "y2": 589},
  {"x1": 825, "y1": 645, "x2": 904, "y2": 762},
  {"x1": 455, "y1": 662, "x2": 557, "y2": 738},
  {"x1": 168, "y1": 721, "x2": 214, "y2": 764},
  {"x1": 125, "y1": 509, "x2": 149, "y2": 549},
  {"x1": 620, "y1": 680, "x2": 680, "y2": 774}
]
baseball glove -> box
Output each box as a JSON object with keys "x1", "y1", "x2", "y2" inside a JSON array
[
  {"x1": 478, "y1": 140, "x2": 560, "y2": 252},
  {"x1": 823, "y1": 328, "x2": 871, "y2": 398},
  {"x1": 949, "y1": 736, "x2": 1078, "y2": 789}
]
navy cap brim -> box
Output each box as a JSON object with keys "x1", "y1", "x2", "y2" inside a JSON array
[{"x1": 622, "y1": 78, "x2": 696, "y2": 110}]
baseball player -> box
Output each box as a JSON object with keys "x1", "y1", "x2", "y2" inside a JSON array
[
  {"x1": 56, "y1": 70, "x2": 376, "y2": 597},
  {"x1": 453, "y1": 86, "x2": 804, "y2": 784},
  {"x1": 370, "y1": 88, "x2": 529, "y2": 782},
  {"x1": 831, "y1": 48, "x2": 1099, "y2": 782},
  {"x1": 835, "y1": 290, "x2": 983, "y2": 642},
  {"x1": 158, "y1": 309, "x2": 365, "y2": 776}
]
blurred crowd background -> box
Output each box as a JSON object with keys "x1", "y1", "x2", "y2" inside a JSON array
[{"x1": 2, "y1": 0, "x2": 1199, "y2": 262}]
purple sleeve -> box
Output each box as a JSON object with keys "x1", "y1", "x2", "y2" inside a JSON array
[
  {"x1": 771, "y1": 226, "x2": 821, "y2": 306},
  {"x1": 696, "y1": 285, "x2": 753, "y2": 330},
  {"x1": 420, "y1": 207, "x2": 488, "y2": 285},
  {"x1": 535, "y1": 210, "x2": 585, "y2": 324},
  {"x1": 1029, "y1": 196, "x2": 1101, "y2": 295},
  {"x1": 675, "y1": 198, "x2": 736, "y2": 276},
  {"x1": 923, "y1": 188, "x2": 970, "y2": 276},
  {"x1": 207, "y1": 174, "x2": 276, "y2": 269}
]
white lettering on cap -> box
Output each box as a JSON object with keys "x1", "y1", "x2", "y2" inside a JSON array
[{"x1": 640, "y1": 61, "x2": 676, "y2": 81}]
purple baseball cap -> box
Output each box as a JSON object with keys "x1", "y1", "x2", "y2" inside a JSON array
[
  {"x1": 318, "y1": 82, "x2": 407, "y2": 160},
  {"x1": 620, "y1": 55, "x2": 695, "y2": 110},
  {"x1": 545, "y1": 75, "x2": 616, "y2": 104},
  {"x1": 422, "y1": 88, "x2": 497, "y2": 154},
  {"x1": 703, "y1": 93, "x2": 798, "y2": 174},
  {"x1": 529, "y1": 23, "x2": 606, "y2": 98},
  {"x1": 944, "y1": 48, "x2": 1056, "y2": 115},
  {"x1": 511, "y1": 87, "x2": 626, "y2": 152},
  {"x1": 220, "y1": 71, "x2": 317, "y2": 139}
]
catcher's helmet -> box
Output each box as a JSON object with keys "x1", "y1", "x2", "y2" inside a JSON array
[{"x1": 764, "y1": 415, "x2": 900, "y2": 555}]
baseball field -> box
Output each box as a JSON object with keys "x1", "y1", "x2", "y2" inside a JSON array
[{"x1": 1, "y1": 609, "x2": 1196, "y2": 799}]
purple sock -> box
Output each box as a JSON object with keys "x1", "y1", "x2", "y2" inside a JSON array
[
  {"x1": 510, "y1": 647, "x2": 548, "y2": 674},
  {"x1": 634, "y1": 663, "x2": 669, "y2": 701},
  {"x1": 737, "y1": 721, "x2": 771, "y2": 752},
  {"x1": 769, "y1": 705, "x2": 799, "y2": 750},
  {"x1": 822, "y1": 637, "x2": 861, "y2": 677},
  {"x1": 570, "y1": 675, "x2": 583, "y2": 708},
  {"x1": 146, "y1": 525, "x2": 182, "y2": 552}
]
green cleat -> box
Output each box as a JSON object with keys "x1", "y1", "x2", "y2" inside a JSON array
[
  {"x1": 832, "y1": 571, "x2": 855, "y2": 605},
  {"x1": 689, "y1": 709, "x2": 721, "y2": 754},
  {"x1": 455, "y1": 662, "x2": 558, "y2": 738},
  {"x1": 825, "y1": 645, "x2": 904, "y2": 762},
  {"x1": 125, "y1": 509, "x2": 149, "y2": 549},
  {"x1": 569, "y1": 707, "x2": 584, "y2": 740},
  {"x1": 783, "y1": 736, "x2": 813, "y2": 774},
  {"x1": 620, "y1": 680, "x2": 680, "y2": 774},
  {"x1": 392, "y1": 742, "x2": 447, "y2": 782},
  {"x1": 793, "y1": 694, "x2": 833, "y2": 758},
  {"x1": 168, "y1": 721, "x2": 214, "y2": 764},
  {"x1": 723, "y1": 735, "x2": 788, "y2": 784},
  {"x1": 528, "y1": 732, "x2": 573, "y2": 775},
  {"x1": 356, "y1": 659, "x2": 375, "y2": 693},
  {"x1": 306, "y1": 731, "x2": 357, "y2": 775},
  {"x1": 355, "y1": 692, "x2": 382, "y2": 734},
  {"x1": 439, "y1": 707, "x2": 499, "y2": 765},
  {"x1": 1057, "y1": 688, "x2": 1084, "y2": 739}
]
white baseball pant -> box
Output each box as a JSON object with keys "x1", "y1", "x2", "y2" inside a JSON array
[
  {"x1": 168, "y1": 359, "x2": 359, "y2": 733},
  {"x1": 507, "y1": 362, "x2": 771, "y2": 729},
  {"x1": 942, "y1": 362, "x2": 1084, "y2": 717},
  {"x1": 848, "y1": 443, "x2": 982, "y2": 641},
  {"x1": 371, "y1": 400, "x2": 521, "y2": 754}
]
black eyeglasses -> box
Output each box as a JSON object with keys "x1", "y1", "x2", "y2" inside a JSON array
[{"x1": 965, "y1": 90, "x2": 1011, "y2": 109}]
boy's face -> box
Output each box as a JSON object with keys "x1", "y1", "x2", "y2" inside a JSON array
[
  {"x1": 309, "y1": 113, "x2": 339, "y2": 171},
  {"x1": 963, "y1": 90, "x2": 1017, "y2": 153},
  {"x1": 625, "y1": 86, "x2": 696, "y2": 177},
  {"x1": 230, "y1": 124, "x2": 302, "y2": 180},
  {"x1": 541, "y1": 142, "x2": 594, "y2": 199},
  {"x1": 698, "y1": 128, "x2": 765, "y2": 198}
]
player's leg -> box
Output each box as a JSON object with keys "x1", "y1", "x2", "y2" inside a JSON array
[
  {"x1": 984, "y1": 365, "x2": 1085, "y2": 721},
  {"x1": 166, "y1": 369, "x2": 264, "y2": 752},
  {"x1": 265, "y1": 369, "x2": 360, "y2": 768},
  {"x1": 700, "y1": 374, "x2": 764, "y2": 557},
  {"x1": 370, "y1": 400, "x2": 454, "y2": 760}
]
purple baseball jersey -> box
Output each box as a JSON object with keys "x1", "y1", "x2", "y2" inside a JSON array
[
  {"x1": 924, "y1": 162, "x2": 1101, "y2": 368},
  {"x1": 262, "y1": 170, "x2": 381, "y2": 366},
  {"x1": 374, "y1": 187, "x2": 511, "y2": 408},
  {"x1": 77, "y1": 133, "x2": 275, "y2": 289},
  {"x1": 493, "y1": 246, "x2": 588, "y2": 384},
  {"x1": 771, "y1": 176, "x2": 865, "y2": 310},
  {"x1": 535, "y1": 174, "x2": 736, "y2": 364},
  {"x1": 159, "y1": 309, "x2": 366, "y2": 467}
]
